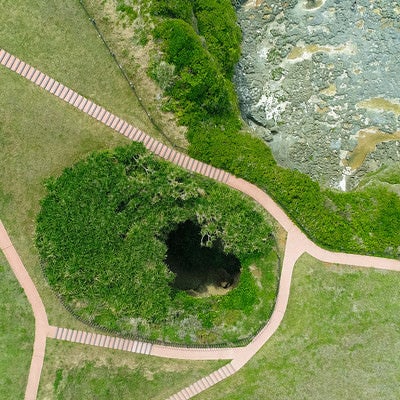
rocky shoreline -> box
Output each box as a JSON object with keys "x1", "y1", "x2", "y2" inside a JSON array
[{"x1": 235, "y1": 0, "x2": 400, "y2": 190}]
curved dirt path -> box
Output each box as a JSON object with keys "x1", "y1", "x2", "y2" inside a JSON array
[{"x1": 1, "y1": 49, "x2": 400, "y2": 400}]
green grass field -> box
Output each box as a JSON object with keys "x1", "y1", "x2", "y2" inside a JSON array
[
  {"x1": 0, "y1": 0, "x2": 156, "y2": 138},
  {"x1": 0, "y1": 254, "x2": 34, "y2": 400},
  {"x1": 195, "y1": 253, "x2": 400, "y2": 399},
  {"x1": 2, "y1": 0, "x2": 400, "y2": 398},
  {"x1": 0, "y1": 64, "x2": 130, "y2": 330},
  {"x1": 38, "y1": 340, "x2": 225, "y2": 400}
]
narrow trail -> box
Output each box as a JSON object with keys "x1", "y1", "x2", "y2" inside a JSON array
[
  {"x1": 1, "y1": 48, "x2": 399, "y2": 400},
  {"x1": 0, "y1": 222, "x2": 51, "y2": 400}
]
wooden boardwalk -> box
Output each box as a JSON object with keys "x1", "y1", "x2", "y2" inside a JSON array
[
  {"x1": 50, "y1": 326, "x2": 152, "y2": 355},
  {"x1": 0, "y1": 221, "x2": 49, "y2": 400},
  {"x1": 166, "y1": 362, "x2": 236, "y2": 400},
  {"x1": 0, "y1": 49, "x2": 230, "y2": 184}
]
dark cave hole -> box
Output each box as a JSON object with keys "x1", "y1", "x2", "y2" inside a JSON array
[{"x1": 165, "y1": 220, "x2": 241, "y2": 294}]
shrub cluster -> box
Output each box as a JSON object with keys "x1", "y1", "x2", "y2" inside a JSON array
[
  {"x1": 150, "y1": 0, "x2": 240, "y2": 127},
  {"x1": 154, "y1": 20, "x2": 235, "y2": 120},
  {"x1": 36, "y1": 143, "x2": 276, "y2": 343}
]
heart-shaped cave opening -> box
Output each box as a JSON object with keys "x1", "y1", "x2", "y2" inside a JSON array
[{"x1": 165, "y1": 220, "x2": 241, "y2": 296}]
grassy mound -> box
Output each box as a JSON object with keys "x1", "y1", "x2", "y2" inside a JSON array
[{"x1": 36, "y1": 143, "x2": 278, "y2": 344}]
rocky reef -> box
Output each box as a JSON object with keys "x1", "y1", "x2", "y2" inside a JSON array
[{"x1": 235, "y1": 0, "x2": 400, "y2": 190}]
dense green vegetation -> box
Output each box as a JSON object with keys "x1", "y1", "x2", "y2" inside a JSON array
[
  {"x1": 196, "y1": 254, "x2": 400, "y2": 399},
  {"x1": 139, "y1": 0, "x2": 400, "y2": 258},
  {"x1": 150, "y1": 0, "x2": 240, "y2": 125},
  {"x1": 36, "y1": 143, "x2": 278, "y2": 344},
  {"x1": 0, "y1": 256, "x2": 34, "y2": 400},
  {"x1": 152, "y1": 19, "x2": 240, "y2": 127},
  {"x1": 152, "y1": 0, "x2": 241, "y2": 77}
]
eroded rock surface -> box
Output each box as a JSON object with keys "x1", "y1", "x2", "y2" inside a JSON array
[{"x1": 235, "y1": 0, "x2": 400, "y2": 189}]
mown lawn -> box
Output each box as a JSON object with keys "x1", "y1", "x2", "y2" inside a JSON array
[
  {"x1": 38, "y1": 340, "x2": 226, "y2": 400},
  {"x1": 0, "y1": 253, "x2": 34, "y2": 400},
  {"x1": 0, "y1": 64, "x2": 129, "y2": 330},
  {"x1": 0, "y1": 0, "x2": 156, "y2": 137},
  {"x1": 195, "y1": 254, "x2": 400, "y2": 399}
]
